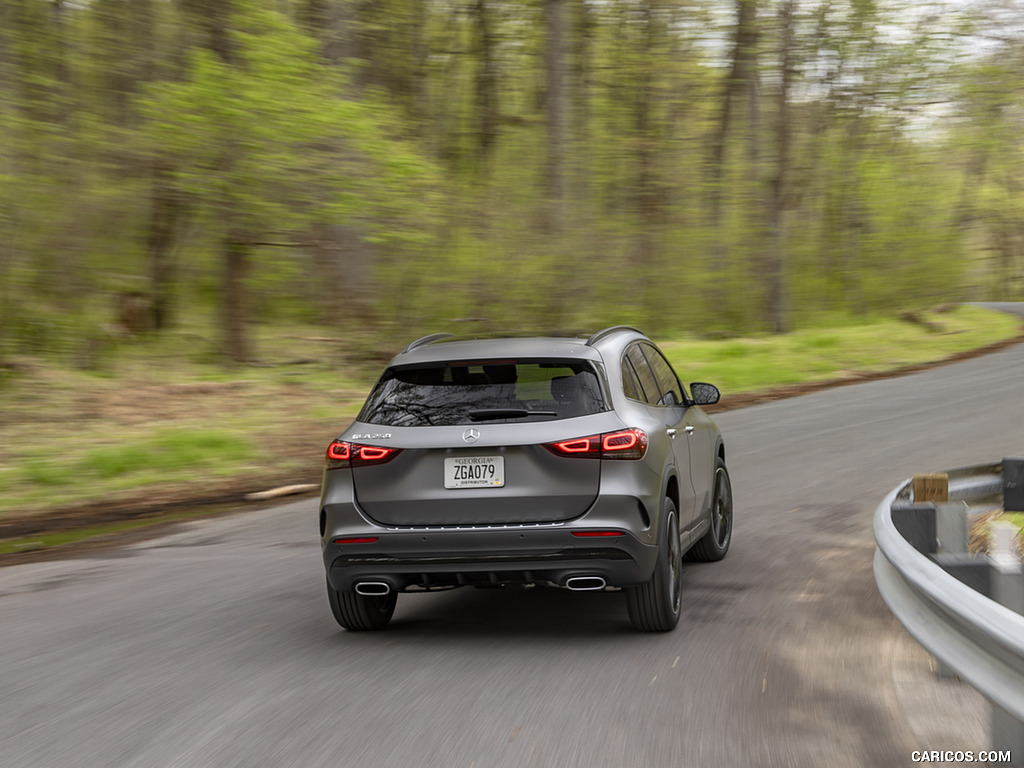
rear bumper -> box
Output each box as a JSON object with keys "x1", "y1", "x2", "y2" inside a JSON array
[
  {"x1": 320, "y1": 461, "x2": 665, "y2": 592},
  {"x1": 321, "y1": 498, "x2": 659, "y2": 592},
  {"x1": 325, "y1": 528, "x2": 657, "y2": 591}
]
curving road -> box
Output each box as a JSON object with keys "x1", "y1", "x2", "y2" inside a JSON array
[{"x1": 2, "y1": 306, "x2": 1022, "y2": 768}]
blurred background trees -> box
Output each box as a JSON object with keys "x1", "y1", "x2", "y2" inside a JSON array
[{"x1": 0, "y1": 0, "x2": 1022, "y2": 364}]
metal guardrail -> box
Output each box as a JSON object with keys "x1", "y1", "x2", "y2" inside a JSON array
[{"x1": 874, "y1": 462, "x2": 1024, "y2": 754}]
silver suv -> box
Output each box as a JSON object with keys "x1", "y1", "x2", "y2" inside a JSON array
[{"x1": 319, "y1": 326, "x2": 732, "y2": 632}]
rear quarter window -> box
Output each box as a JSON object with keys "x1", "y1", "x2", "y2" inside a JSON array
[
  {"x1": 625, "y1": 344, "x2": 661, "y2": 406},
  {"x1": 621, "y1": 357, "x2": 642, "y2": 401}
]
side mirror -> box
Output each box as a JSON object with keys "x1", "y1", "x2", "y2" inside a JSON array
[{"x1": 690, "y1": 382, "x2": 721, "y2": 406}]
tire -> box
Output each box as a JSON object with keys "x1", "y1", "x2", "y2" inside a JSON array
[
  {"x1": 626, "y1": 497, "x2": 682, "y2": 632},
  {"x1": 687, "y1": 457, "x2": 733, "y2": 562},
  {"x1": 327, "y1": 577, "x2": 397, "y2": 631}
]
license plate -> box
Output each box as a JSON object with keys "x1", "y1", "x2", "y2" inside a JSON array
[{"x1": 444, "y1": 457, "x2": 504, "y2": 489}]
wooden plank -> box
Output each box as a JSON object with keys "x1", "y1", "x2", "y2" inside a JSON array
[{"x1": 913, "y1": 473, "x2": 949, "y2": 503}]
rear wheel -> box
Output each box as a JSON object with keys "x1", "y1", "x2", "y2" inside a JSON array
[
  {"x1": 327, "y1": 577, "x2": 397, "y2": 631},
  {"x1": 626, "y1": 497, "x2": 682, "y2": 632},
  {"x1": 688, "y1": 457, "x2": 733, "y2": 562}
]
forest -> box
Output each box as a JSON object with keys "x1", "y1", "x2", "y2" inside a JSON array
[{"x1": 1, "y1": 0, "x2": 1023, "y2": 364}]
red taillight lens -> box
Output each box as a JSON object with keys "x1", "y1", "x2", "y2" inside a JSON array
[
  {"x1": 358, "y1": 445, "x2": 393, "y2": 461},
  {"x1": 544, "y1": 428, "x2": 647, "y2": 460},
  {"x1": 603, "y1": 430, "x2": 640, "y2": 452},
  {"x1": 327, "y1": 441, "x2": 351, "y2": 461},
  {"x1": 325, "y1": 441, "x2": 401, "y2": 469},
  {"x1": 551, "y1": 436, "x2": 600, "y2": 454}
]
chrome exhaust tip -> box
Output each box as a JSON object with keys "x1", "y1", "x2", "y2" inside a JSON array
[
  {"x1": 354, "y1": 581, "x2": 391, "y2": 596},
  {"x1": 565, "y1": 576, "x2": 606, "y2": 591}
]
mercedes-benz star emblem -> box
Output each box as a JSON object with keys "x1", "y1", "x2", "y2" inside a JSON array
[{"x1": 462, "y1": 428, "x2": 480, "y2": 444}]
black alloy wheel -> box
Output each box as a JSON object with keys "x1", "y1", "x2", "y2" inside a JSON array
[{"x1": 688, "y1": 457, "x2": 733, "y2": 562}]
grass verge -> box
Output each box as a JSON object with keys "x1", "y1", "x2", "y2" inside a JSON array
[
  {"x1": 659, "y1": 305, "x2": 1022, "y2": 393},
  {"x1": 0, "y1": 304, "x2": 1020, "y2": 557}
]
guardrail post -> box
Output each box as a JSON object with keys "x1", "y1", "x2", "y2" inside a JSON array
[
  {"x1": 935, "y1": 502, "x2": 969, "y2": 554},
  {"x1": 990, "y1": 520, "x2": 1024, "y2": 758},
  {"x1": 990, "y1": 520, "x2": 1023, "y2": 615},
  {"x1": 934, "y1": 500, "x2": 978, "y2": 680},
  {"x1": 890, "y1": 501, "x2": 936, "y2": 555},
  {"x1": 1005, "y1": 457, "x2": 1024, "y2": 512},
  {"x1": 991, "y1": 705, "x2": 1023, "y2": 763},
  {"x1": 931, "y1": 553, "x2": 990, "y2": 593}
]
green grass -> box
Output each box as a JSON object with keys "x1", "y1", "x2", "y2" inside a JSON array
[
  {"x1": 1004, "y1": 512, "x2": 1024, "y2": 545},
  {"x1": 658, "y1": 306, "x2": 1021, "y2": 394},
  {"x1": 93, "y1": 430, "x2": 253, "y2": 478},
  {"x1": 13, "y1": 429, "x2": 256, "y2": 491}
]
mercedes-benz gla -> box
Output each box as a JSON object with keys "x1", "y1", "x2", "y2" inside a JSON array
[{"x1": 319, "y1": 326, "x2": 732, "y2": 631}]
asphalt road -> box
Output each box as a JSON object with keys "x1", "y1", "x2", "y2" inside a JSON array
[{"x1": 2, "y1": 305, "x2": 1022, "y2": 768}]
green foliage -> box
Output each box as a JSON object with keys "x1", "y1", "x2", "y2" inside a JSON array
[
  {"x1": 140, "y1": 4, "x2": 438, "y2": 242},
  {"x1": 17, "y1": 429, "x2": 255, "y2": 489},
  {"x1": 0, "y1": 0, "x2": 1020, "y2": 360}
]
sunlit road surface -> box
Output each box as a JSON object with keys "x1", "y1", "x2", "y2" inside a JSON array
[{"x1": 2, "y1": 308, "x2": 1023, "y2": 768}]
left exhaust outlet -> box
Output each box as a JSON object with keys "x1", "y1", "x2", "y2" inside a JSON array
[
  {"x1": 354, "y1": 581, "x2": 391, "y2": 596},
  {"x1": 565, "y1": 576, "x2": 606, "y2": 591}
]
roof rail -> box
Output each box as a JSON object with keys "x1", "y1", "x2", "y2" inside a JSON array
[
  {"x1": 402, "y1": 332, "x2": 455, "y2": 353},
  {"x1": 585, "y1": 326, "x2": 645, "y2": 347}
]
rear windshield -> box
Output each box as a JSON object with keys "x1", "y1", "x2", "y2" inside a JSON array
[{"x1": 358, "y1": 359, "x2": 607, "y2": 427}]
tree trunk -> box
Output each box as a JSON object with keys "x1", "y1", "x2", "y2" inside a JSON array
[
  {"x1": 302, "y1": 0, "x2": 347, "y2": 65},
  {"x1": 705, "y1": 0, "x2": 759, "y2": 325},
  {"x1": 633, "y1": 3, "x2": 657, "y2": 273},
  {"x1": 310, "y1": 223, "x2": 373, "y2": 325},
  {"x1": 182, "y1": 0, "x2": 233, "y2": 62},
  {"x1": 765, "y1": 0, "x2": 795, "y2": 334},
  {"x1": 474, "y1": 0, "x2": 499, "y2": 167},
  {"x1": 544, "y1": 0, "x2": 567, "y2": 231},
  {"x1": 570, "y1": 0, "x2": 594, "y2": 206},
  {"x1": 188, "y1": 0, "x2": 249, "y2": 361},
  {"x1": 839, "y1": 120, "x2": 866, "y2": 315},
  {"x1": 706, "y1": 0, "x2": 758, "y2": 226},
  {"x1": 146, "y1": 159, "x2": 184, "y2": 331},
  {"x1": 221, "y1": 233, "x2": 250, "y2": 364}
]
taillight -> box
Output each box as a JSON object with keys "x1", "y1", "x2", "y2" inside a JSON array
[
  {"x1": 325, "y1": 441, "x2": 401, "y2": 469},
  {"x1": 551, "y1": 436, "x2": 600, "y2": 454},
  {"x1": 327, "y1": 442, "x2": 351, "y2": 461},
  {"x1": 544, "y1": 428, "x2": 648, "y2": 460},
  {"x1": 602, "y1": 430, "x2": 643, "y2": 453}
]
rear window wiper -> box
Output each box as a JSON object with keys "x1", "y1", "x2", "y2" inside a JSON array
[{"x1": 468, "y1": 408, "x2": 558, "y2": 421}]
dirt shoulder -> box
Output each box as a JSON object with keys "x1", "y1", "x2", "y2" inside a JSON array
[{"x1": 2, "y1": 329, "x2": 1022, "y2": 567}]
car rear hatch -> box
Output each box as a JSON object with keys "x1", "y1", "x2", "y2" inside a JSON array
[
  {"x1": 351, "y1": 431, "x2": 602, "y2": 526},
  {"x1": 348, "y1": 358, "x2": 610, "y2": 527}
]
